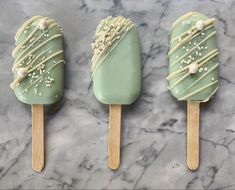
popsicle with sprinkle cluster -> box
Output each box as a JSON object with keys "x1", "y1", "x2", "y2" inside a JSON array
[
  {"x1": 167, "y1": 12, "x2": 219, "y2": 170},
  {"x1": 11, "y1": 16, "x2": 65, "y2": 172},
  {"x1": 91, "y1": 16, "x2": 141, "y2": 169}
]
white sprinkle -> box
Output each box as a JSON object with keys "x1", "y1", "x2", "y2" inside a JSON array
[
  {"x1": 204, "y1": 67, "x2": 208, "y2": 71},
  {"x1": 188, "y1": 63, "x2": 199, "y2": 74},
  {"x1": 186, "y1": 59, "x2": 191, "y2": 64},
  {"x1": 212, "y1": 77, "x2": 215, "y2": 81},
  {"x1": 29, "y1": 37, "x2": 36, "y2": 43},
  {"x1": 38, "y1": 18, "x2": 48, "y2": 30},
  {"x1": 195, "y1": 20, "x2": 205, "y2": 30},
  {"x1": 199, "y1": 68, "x2": 203, "y2": 73},
  {"x1": 17, "y1": 67, "x2": 28, "y2": 78}
]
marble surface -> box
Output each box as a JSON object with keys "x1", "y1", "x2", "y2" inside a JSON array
[{"x1": 0, "y1": 0, "x2": 235, "y2": 189}]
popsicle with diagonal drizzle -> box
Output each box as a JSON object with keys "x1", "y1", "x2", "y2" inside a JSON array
[{"x1": 91, "y1": 16, "x2": 141, "y2": 170}]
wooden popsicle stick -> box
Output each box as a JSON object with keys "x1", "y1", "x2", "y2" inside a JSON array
[
  {"x1": 32, "y1": 104, "x2": 44, "y2": 172},
  {"x1": 108, "y1": 104, "x2": 121, "y2": 170},
  {"x1": 187, "y1": 101, "x2": 200, "y2": 171}
]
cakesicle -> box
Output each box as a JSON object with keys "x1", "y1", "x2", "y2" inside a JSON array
[
  {"x1": 11, "y1": 16, "x2": 65, "y2": 172},
  {"x1": 167, "y1": 12, "x2": 219, "y2": 170},
  {"x1": 91, "y1": 16, "x2": 141, "y2": 169}
]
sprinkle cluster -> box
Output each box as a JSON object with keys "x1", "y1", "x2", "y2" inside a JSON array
[
  {"x1": 91, "y1": 16, "x2": 134, "y2": 71},
  {"x1": 92, "y1": 16, "x2": 132, "y2": 55}
]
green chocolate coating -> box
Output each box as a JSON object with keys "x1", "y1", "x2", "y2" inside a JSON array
[
  {"x1": 12, "y1": 16, "x2": 64, "y2": 105},
  {"x1": 92, "y1": 16, "x2": 141, "y2": 105},
  {"x1": 168, "y1": 12, "x2": 219, "y2": 102}
]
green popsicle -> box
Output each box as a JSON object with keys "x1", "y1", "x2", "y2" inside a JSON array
[
  {"x1": 167, "y1": 12, "x2": 219, "y2": 170},
  {"x1": 91, "y1": 16, "x2": 141, "y2": 169},
  {"x1": 10, "y1": 16, "x2": 65, "y2": 172}
]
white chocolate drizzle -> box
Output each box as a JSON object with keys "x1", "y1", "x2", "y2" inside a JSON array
[
  {"x1": 91, "y1": 16, "x2": 134, "y2": 74},
  {"x1": 167, "y1": 13, "x2": 219, "y2": 101},
  {"x1": 11, "y1": 16, "x2": 64, "y2": 96}
]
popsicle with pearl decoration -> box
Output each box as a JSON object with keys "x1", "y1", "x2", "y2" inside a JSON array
[
  {"x1": 167, "y1": 12, "x2": 219, "y2": 170},
  {"x1": 10, "y1": 16, "x2": 65, "y2": 172},
  {"x1": 91, "y1": 16, "x2": 141, "y2": 169}
]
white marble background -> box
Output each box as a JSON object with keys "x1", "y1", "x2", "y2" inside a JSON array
[{"x1": 0, "y1": 0, "x2": 235, "y2": 189}]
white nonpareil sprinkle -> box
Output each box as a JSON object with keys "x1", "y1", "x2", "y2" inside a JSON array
[{"x1": 199, "y1": 68, "x2": 204, "y2": 73}]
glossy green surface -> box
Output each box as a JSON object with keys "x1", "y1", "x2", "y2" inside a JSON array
[
  {"x1": 93, "y1": 27, "x2": 141, "y2": 105},
  {"x1": 13, "y1": 16, "x2": 64, "y2": 105},
  {"x1": 168, "y1": 12, "x2": 218, "y2": 101}
]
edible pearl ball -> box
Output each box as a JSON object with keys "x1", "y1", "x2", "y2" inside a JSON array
[
  {"x1": 17, "y1": 67, "x2": 28, "y2": 78},
  {"x1": 188, "y1": 63, "x2": 199, "y2": 74},
  {"x1": 38, "y1": 18, "x2": 48, "y2": 30},
  {"x1": 195, "y1": 20, "x2": 205, "y2": 30}
]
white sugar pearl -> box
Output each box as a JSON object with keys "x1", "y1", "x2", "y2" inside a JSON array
[
  {"x1": 195, "y1": 20, "x2": 205, "y2": 30},
  {"x1": 17, "y1": 67, "x2": 28, "y2": 78},
  {"x1": 188, "y1": 63, "x2": 199, "y2": 74},
  {"x1": 38, "y1": 18, "x2": 48, "y2": 30}
]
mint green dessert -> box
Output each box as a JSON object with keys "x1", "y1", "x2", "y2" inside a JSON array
[
  {"x1": 91, "y1": 16, "x2": 141, "y2": 105},
  {"x1": 91, "y1": 16, "x2": 141, "y2": 170},
  {"x1": 167, "y1": 12, "x2": 219, "y2": 171},
  {"x1": 11, "y1": 16, "x2": 65, "y2": 104},
  {"x1": 167, "y1": 12, "x2": 219, "y2": 101}
]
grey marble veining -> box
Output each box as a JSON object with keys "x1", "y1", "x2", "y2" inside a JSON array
[{"x1": 0, "y1": 0, "x2": 235, "y2": 189}]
